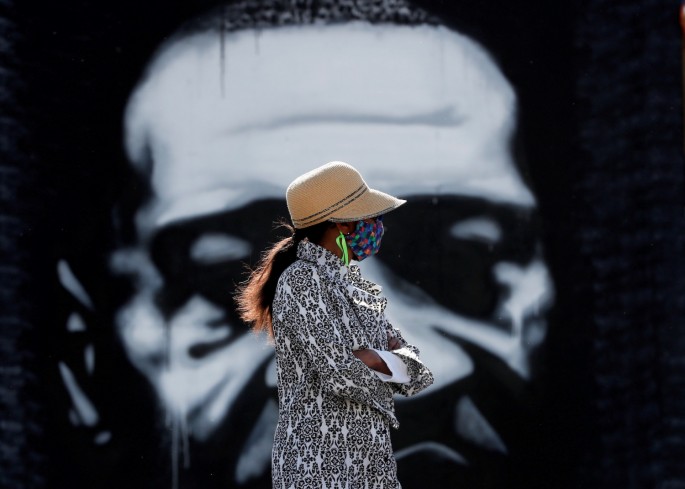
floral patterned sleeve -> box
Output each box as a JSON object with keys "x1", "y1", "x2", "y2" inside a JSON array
[
  {"x1": 342, "y1": 263, "x2": 434, "y2": 397},
  {"x1": 384, "y1": 322, "x2": 434, "y2": 397},
  {"x1": 274, "y1": 265, "x2": 398, "y2": 427}
]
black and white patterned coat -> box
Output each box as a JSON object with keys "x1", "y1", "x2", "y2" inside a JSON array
[{"x1": 271, "y1": 240, "x2": 434, "y2": 489}]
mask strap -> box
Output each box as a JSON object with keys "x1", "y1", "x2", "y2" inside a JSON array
[{"x1": 336, "y1": 231, "x2": 350, "y2": 266}]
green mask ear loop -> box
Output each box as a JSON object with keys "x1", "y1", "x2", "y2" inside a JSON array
[{"x1": 335, "y1": 231, "x2": 350, "y2": 266}]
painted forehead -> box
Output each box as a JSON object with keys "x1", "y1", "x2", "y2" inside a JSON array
[{"x1": 125, "y1": 21, "x2": 531, "y2": 227}]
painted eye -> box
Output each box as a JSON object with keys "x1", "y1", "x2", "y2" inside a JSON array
[
  {"x1": 190, "y1": 234, "x2": 251, "y2": 264},
  {"x1": 449, "y1": 217, "x2": 502, "y2": 245}
]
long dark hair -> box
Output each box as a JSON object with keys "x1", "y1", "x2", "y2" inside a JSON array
[{"x1": 234, "y1": 219, "x2": 332, "y2": 338}]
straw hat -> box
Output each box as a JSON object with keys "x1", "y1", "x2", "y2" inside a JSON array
[{"x1": 286, "y1": 161, "x2": 406, "y2": 229}]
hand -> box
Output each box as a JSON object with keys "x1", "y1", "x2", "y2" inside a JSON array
[
  {"x1": 387, "y1": 334, "x2": 403, "y2": 351},
  {"x1": 352, "y1": 349, "x2": 391, "y2": 375}
]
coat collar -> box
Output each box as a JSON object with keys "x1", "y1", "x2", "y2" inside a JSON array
[
  {"x1": 296, "y1": 240, "x2": 387, "y2": 313},
  {"x1": 297, "y1": 239, "x2": 350, "y2": 283}
]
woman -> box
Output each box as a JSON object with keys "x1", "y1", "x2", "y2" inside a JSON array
[{"x1": 236, "y1": 161, "x2": 433, "y2": 489}]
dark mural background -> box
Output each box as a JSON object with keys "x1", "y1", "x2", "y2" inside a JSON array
[{"x1": 0, "y1": 1, "x2": 684, "y2": 489}]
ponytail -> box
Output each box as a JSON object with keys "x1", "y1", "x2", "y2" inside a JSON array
[{"x1": 234, "y1": 220, "x2": 331, "y2": 338}]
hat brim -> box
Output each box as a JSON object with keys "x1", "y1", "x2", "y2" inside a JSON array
[{"x1": 328, "y1": 188, "x2": 405, "y2": 223}]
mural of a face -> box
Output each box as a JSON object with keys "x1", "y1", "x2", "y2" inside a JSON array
[{"x1": 60, "y1": 10, "x2": 554, "y2": 488}]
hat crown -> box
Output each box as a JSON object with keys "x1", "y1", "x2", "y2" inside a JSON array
[
  {"x1": 286, "y1": 162, "x2": 368, "y2": 228},
  {"x1": 286, "y1": 161, "x2": 405, "y2": 229}
]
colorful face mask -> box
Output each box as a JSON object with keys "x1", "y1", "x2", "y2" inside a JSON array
[{"x1": 345, "y1": 216, "x2": 384, "y2": 262}]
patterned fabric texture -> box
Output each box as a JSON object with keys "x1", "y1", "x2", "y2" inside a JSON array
[
  {"x1": 346, "y1": 216, "x2": 384, "y2": 262},
  {"x1": 271, "y1": 240, "x2": 433, "y2": 488}
]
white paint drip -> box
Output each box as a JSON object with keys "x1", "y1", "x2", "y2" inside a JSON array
[{"x1": 166, "y1": 380, "x2": 191, "y2": 489}]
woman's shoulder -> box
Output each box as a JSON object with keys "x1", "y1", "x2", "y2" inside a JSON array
[{"x1": 277, "y1": 258, "x2": 320, "y2": 288}]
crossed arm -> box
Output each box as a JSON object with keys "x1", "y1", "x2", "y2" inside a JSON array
[{"x1": 352, "y1": 334, "x2": 403, "y2": 375}]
